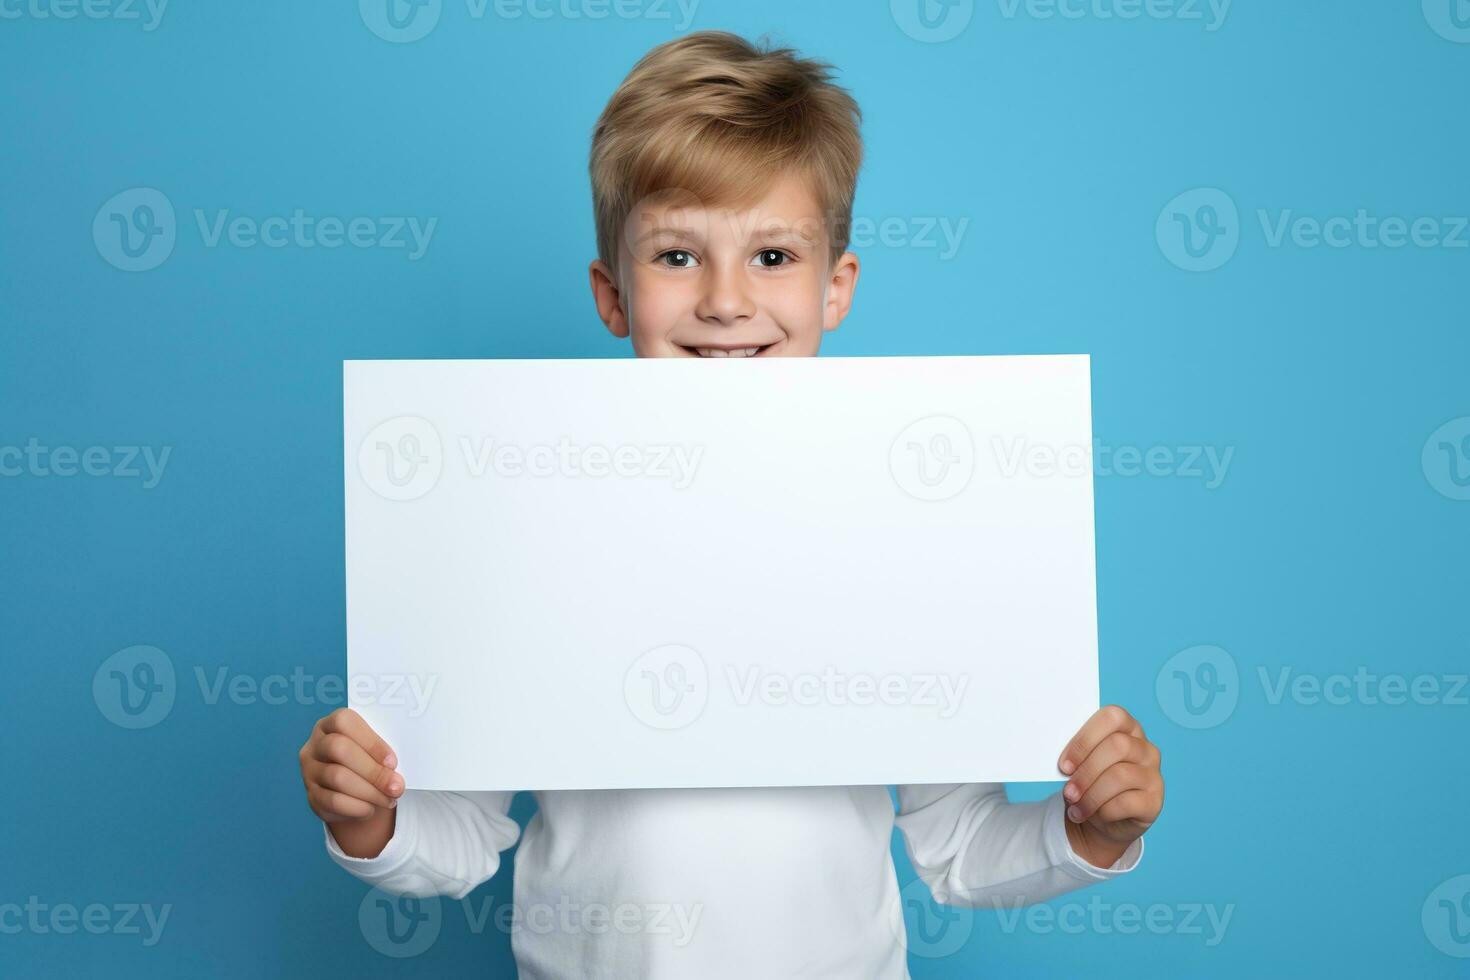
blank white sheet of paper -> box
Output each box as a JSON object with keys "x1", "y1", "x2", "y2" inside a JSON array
[{"x1": 344, "y1": 355, "x2": 1099, "y2": 791}]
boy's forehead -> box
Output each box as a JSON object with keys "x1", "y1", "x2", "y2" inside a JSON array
[{"x1": 626, "y1": 174, "x2": 829, "y2": 244}]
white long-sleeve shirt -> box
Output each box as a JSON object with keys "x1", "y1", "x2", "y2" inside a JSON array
[{"x1": 326, "y1": 783, "x2": 1141, "y2": 977}]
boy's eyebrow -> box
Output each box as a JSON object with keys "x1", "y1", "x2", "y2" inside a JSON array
[
  {"x1": 633, "y1": 221, "x2": 823, "y2": 249},
  {"x1": 753, "y1": 225, "x2": 821, "y2": 246},
  {"x1": 631, "y1": 226, "x2": 702, "y2": 248}
]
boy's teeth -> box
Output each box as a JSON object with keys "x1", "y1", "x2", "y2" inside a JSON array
[{"x1": 696, "y1": 347, "x2": 759, "y2": 358}]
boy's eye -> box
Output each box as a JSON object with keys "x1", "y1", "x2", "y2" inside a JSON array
[
  {"x1": 754, "y1": 249, "x2": 790, "y2": 268},
  {"x1": 657, "y1": 249, "x2": 698, "y2": 268}
]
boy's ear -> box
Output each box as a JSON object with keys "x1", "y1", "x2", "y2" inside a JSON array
[
  {"x1": 822, "y1": 251, "x2": 861, "y2": 333},
  {"x1": 589, "y1": 259, "x2": 630, "y2": 339}
]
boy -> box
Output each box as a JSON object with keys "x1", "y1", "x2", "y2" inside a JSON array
[{"x1": 301, "y1": 31, "x2": 1164, "y2": 978}]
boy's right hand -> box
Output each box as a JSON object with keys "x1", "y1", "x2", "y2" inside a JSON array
[{"x1": 299, "y1": 708, "x2": 405, "y2": 858}]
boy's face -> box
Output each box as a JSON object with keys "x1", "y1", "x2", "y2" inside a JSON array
[{"x1": 589, "y1": 173, "x2": 859, "y2": 358}]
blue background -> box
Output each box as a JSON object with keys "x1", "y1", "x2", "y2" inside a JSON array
[{"x1": 3, "y1": 0, "x2": 1468, "y2": 976}]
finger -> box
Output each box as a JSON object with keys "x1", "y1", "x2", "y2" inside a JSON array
[
  {"x1": 312, "y1": 731, "x2": 404, "y2": 800},
  {"x1": 1068, "y1": 762, "x2": 1151, "y2": 824},
  {"x1": 1058, "y1": 704, "x2": 1142, "y2": 775},
  {"x1": 1063, "y1": 731, "x2": 1158, "y2": 804},
  {"x1": 308, "y1": 783, "x2": 375, "y2": 821},
  {"x1": 317, "y1": 762, "x2": 398, "y2": 810},
  {"x1": 320, "y1": 708, "x2": 397, "y2": 769},
  {"x1": 1095, "y1": 788, "x2": 1161, "y2": 827}
]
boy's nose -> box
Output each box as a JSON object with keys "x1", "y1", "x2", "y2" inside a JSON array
[{"x1": 694, "y1": 262, "x2": 756, "y2": 325}]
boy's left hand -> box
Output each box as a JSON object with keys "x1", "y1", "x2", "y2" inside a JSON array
[{"x1": 1056, "y1": 704, "x2": 1164, "y2": 869}]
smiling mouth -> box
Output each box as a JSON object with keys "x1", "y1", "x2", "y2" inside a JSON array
[{"x1": 678, "y1": 343, "x2": 776, "y2": 358}]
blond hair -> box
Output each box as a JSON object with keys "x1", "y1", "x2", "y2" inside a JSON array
[{"x1": 590, "y1": 31, "x2": 863, "y2": 276}]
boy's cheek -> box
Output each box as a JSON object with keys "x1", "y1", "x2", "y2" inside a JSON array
[
  {"x1": 631, "y1": 336, "x2": 687, "y2": 359},
  {"x1": 627, "y1": 309, "x2": 689, "y2": 358},
  {"x1": 772, "y1": 336, "x2": 822, "y2": 358},
  {"x1": 626, "y1": 291, "x2": 707, "y2": 358}
]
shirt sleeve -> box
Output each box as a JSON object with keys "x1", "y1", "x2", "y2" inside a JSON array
[
  {"x1": 323, "y1": 789, "x2": 521, "y2": 900},
  {"x1": 894, "y1": 783, "x2": 1142, "y2": 908}
]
